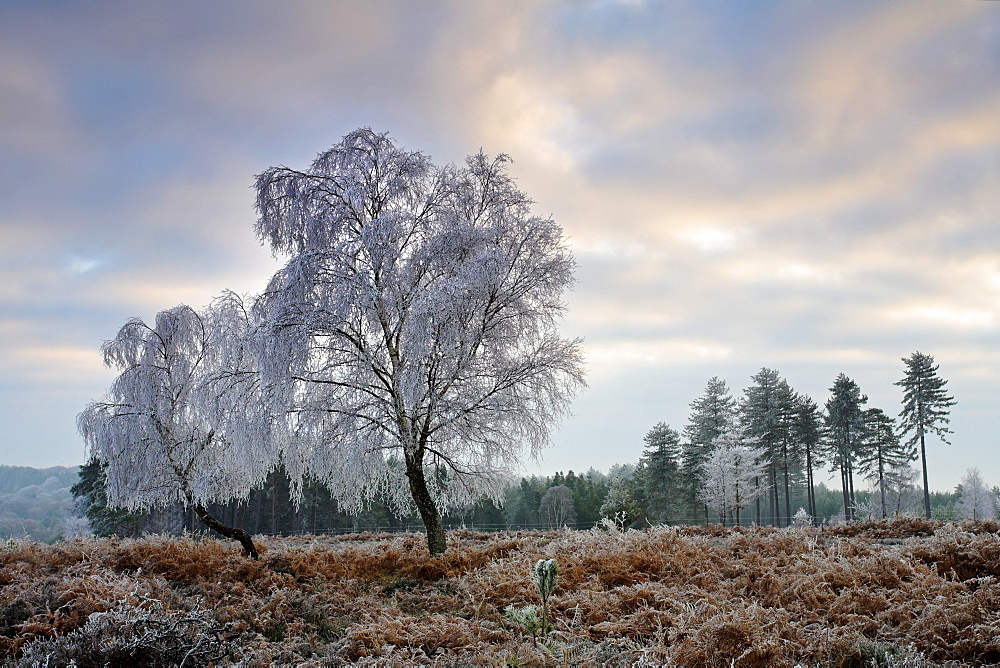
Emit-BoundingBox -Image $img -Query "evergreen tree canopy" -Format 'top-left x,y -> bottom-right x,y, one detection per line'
682,377 -> 736,520
895,351 -> 955,519
823,373 -> 868,522
638,423 -> 682,523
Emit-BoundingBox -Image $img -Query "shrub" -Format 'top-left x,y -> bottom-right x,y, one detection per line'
18,596 -> 233,667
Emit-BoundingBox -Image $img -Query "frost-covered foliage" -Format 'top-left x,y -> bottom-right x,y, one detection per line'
699,430 -> 766,525
18,595 -> 232,667
792,507 -> 812,527
252,128 -> 586,550
958,468 -> 995,520
503,603 -> 542,637
882,463 -> 923,517
60,513 -> 92,541
539,485 -> 576,528
77,295 -> 275,513
5,521 -> 1000,665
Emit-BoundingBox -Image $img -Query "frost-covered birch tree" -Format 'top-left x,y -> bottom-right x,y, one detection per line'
252,128 -> 586,555
957,468 -> 994,520
77,295 -> 272,558
699,430 -> 766,526
683,377 -> 735,522
539,485 -> 576,528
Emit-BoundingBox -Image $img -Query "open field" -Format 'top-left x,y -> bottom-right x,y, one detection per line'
2,518 -> 1000,666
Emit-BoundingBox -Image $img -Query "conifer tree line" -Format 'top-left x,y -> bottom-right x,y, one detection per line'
75,352 -> 962,535
615,351 -> 957,527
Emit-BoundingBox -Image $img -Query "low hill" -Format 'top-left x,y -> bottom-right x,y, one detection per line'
0,465 -> 80,542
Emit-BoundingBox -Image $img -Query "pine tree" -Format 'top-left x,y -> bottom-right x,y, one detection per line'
823,373 -> 868,522
71,458 -> 143,537
504,477 -> 544,526
570,469 -> 610,527
637,423 -> 682,524
682,377 -> 735,523
792,394 -> 824,522
896,351 -> 956,519
857,408 -> 914,519
739,368 -> 796,525
774,381 -> 801,526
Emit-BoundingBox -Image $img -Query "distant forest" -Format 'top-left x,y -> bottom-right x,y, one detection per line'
0,452 -> 976,544
61,459 -> 967,542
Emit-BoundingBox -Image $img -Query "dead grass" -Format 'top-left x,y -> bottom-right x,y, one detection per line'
2,518 -> 999,665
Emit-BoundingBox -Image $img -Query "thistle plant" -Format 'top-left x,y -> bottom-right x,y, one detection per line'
535,558 -> 559,633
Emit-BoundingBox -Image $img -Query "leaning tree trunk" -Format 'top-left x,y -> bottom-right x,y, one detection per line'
405,450 -> 447,555
192,502 -> 259,559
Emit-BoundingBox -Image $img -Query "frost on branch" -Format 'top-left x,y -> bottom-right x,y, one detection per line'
19,595 -> 232,666
699,430 -> 767,526
253,128 -> 586,553
77,295 -> 273,557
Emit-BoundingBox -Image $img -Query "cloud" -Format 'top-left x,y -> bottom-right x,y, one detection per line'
677,226 -> 744,254
0,45 -> 79,158
0,1 -> 998,487
0,344 -> 108,384
586,338 -> 734,372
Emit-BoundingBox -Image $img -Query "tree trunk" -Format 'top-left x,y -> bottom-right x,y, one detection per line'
270,478 -> 277,534
877,449 -> 887,520
253,487 -> 262,535
805,444 -> 816,522
840,465 -> 850,522
192,503 -> 259,559
847,458 -> 856,522
754,476 -> 761,525
769,466 -> 778,526
782,442 -> 791,526
919,429 -> 931,519
405,452 -> 447,555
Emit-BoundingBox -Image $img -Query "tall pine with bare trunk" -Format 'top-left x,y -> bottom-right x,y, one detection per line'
823,373 -> 867,523
896,351 -> 955,520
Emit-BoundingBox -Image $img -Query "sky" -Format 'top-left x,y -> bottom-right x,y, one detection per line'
1,1 -> 998,492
